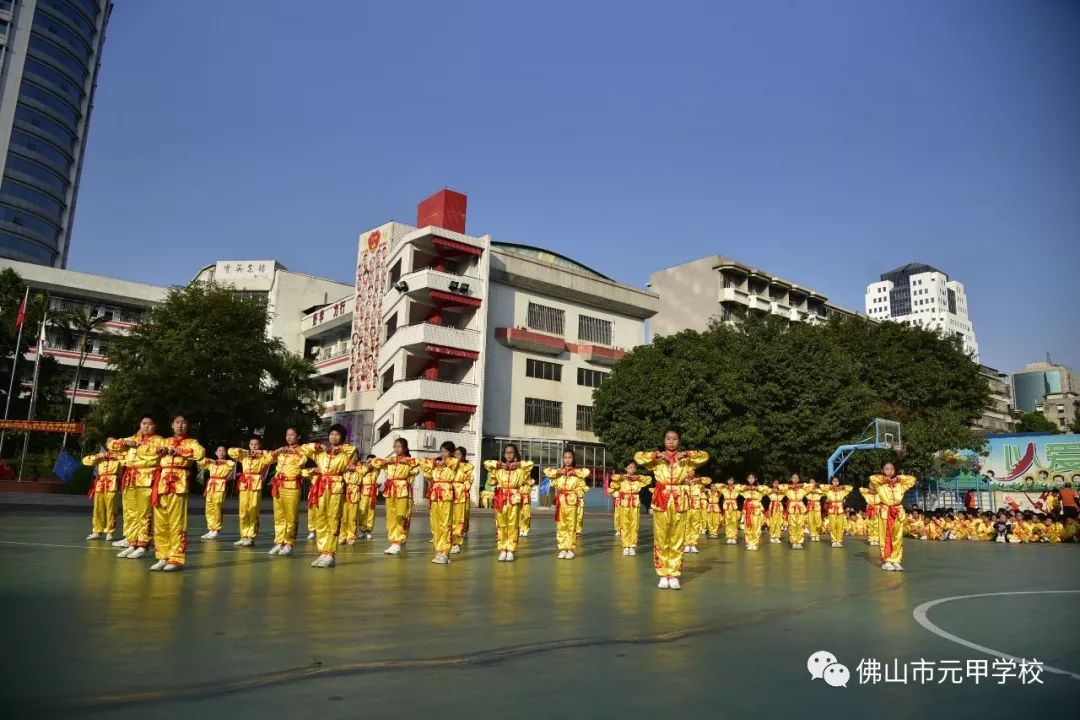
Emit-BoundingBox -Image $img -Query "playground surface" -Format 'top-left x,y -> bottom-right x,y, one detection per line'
0,508 -> 1077,719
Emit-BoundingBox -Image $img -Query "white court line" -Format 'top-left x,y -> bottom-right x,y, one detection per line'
0,539 -> 117,551
912,590 -> 1080,681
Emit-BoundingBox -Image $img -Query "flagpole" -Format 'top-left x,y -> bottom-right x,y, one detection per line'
0,286 -> 30,457
16,311 -> 46,482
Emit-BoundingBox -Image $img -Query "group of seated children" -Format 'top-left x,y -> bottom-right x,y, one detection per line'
900,508 -> 1078,543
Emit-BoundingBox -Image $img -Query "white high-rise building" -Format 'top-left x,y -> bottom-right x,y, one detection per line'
865,263 -> 979,361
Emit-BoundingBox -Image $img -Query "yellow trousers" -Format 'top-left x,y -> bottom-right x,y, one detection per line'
153,494 -> 188,566
705,510 -> 721,537
788,510 -> 807,545
205,491 -> 224,532
868,512 -> 883,545
724,509 -> 740,541
880,508 -> 906,564
495,504 -> 520,552
463,500 -> 471,535
358,493 -> 376,534
91,491 -> 117,534
614,504 -> 623,533
451,500 -> 467,545
311,484 -> 343,555
557,506 -> 580,551
689,508 -> 704,541
767,509 -> 784,540
273,488 -> 300,546
827,513 -> 846,544
339,496 -> 360,542
621,507 -> 641,548
238,489 -> 260,540
520,501 -> 532,533
576,501 -> 584,535
653,504 -> 686,577
808,508 -> 823,538
385,497 -> 412,544
125,487 -> 152,547
430,500 -> 453,554
744,510 -> 765,546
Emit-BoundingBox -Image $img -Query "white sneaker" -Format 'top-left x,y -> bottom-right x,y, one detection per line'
566,551 -> 575,560
86,533 -> 101,540
162,563 -> 181,572
621,548 -> 629,556
385,543 -> 402,555
811,536 -> 820,542
201,531 -> 213,539
668,577 -> 681,590
310,556 -> 323,567
150,560 -> 167,571
105,533 -> 114,541
793,543 -> 803,550
279,545 -> 293,556
628,547 -> 636,556
658,576 -> 671,589
558,550 -> 567,559
727,538 -> 736,545
506,551 -> 515,561
450,545 -> 462,555
519,530 -> 528,537
233,539 -> 246,546
748,544 -> 758,551
498,551 -> 508,561
869,540 -> 879,547
307,532 -> 316,541
116,547 -> 134,558
881,562 -> 895,571
128,547 -> 147,559
268,545 -> 281,555
112,538 -> 130,548
614,530 -> 621,536
365,532 -> 374,540
892,563 -> 903,571
690,546 -> 699,554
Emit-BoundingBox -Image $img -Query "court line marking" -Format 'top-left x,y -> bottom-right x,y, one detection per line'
912,590 -> 1080,681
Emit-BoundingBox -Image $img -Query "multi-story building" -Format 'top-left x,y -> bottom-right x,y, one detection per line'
975,365 -> 1017,435
0,0 -> 113,267
865,263 -> 979,361
3,257 -> 165,404
1011,360 -> 1079,432
647,255 -> 861,338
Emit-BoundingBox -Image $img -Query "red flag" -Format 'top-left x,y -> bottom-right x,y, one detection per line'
15,291 -> 28,330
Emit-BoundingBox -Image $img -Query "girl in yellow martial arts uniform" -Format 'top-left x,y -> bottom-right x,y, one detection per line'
634,428 -> 709,590
905,507 -> 927,540
608,461 -> 651,555
452,446 -> 474,552
228,437 -> 276,547
766,480 -> 786,543
147,414 -> 205,572
300,424 -> 358,568
822,478 -> 853,547
372,438 -> 420,556
519,463 -> 537,538
268,428 -> 308,556
739,474 -> 769,550
339,460 -> 366,546
420,442 -> 460,564
704,483 -> 722,539
869,463 -> 916,571
355,454 -> 379,541
198,446 -> 234,540
685,472 -> 711,553
109,416 -> 164,559
849,510 -> 867,537
804,482 -> 825,542
859,485 -> 882,547
83,439 -> 122,541
780,474 -> 811,549
484,444 -> 535,561
718,477 -> 741,545
545,450 -> 590,559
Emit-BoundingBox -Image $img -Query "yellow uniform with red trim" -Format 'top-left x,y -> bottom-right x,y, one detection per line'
301,442 -> 358,556
779,482 -> 811,546
719,483 -> 741,542
149,435 -> 205,567
765,487 -> 785,541
520,472 -> 536,536
452,461 -> 474,545
608,473 -> 651,549
545,467 -> 590,553
739,483 -> 769,548
704,486 -> 722,538
198,458 -> 235,533
228,448 -> 275,542
687,476 -> 711,543
82,451 -> 123,535
269,445 -> 306,547
374,455 -> 420,546
869,473 -> 916,564
633,450 -> 708,578
859,487 -> 883,546
804,484 -> 824,541
109,434 -> 164,549
823,485 -> 853,544
483,460 -> 536,553
420,457 -> 459,554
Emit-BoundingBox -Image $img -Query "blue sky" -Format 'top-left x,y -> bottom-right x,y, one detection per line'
68,0 -> 1079,373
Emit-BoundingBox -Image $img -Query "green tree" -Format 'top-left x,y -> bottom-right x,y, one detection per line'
1016,411 -> 1060,435
1071,408 -> 1080,435
86,282 -> 322,449
54,303 -> 109,446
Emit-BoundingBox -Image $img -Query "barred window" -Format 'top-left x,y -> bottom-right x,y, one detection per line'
577,314 -> 612,345
524,398 -> 562,428
576,405 -> 593,432
576,368 -> 609,388
527,302 -> 564,335
526,358 -> 562,382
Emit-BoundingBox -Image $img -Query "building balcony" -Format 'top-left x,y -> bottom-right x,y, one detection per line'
720,287 -> 751,305
392,268 -> 484,307
28,347 -> 109,370
312,350 -> 350,375
378,378 -> 480,414
371,427 -> 477,457
494,327 -> 565,356
381,322 -> 481,364
302,297 -> 353,338
573,344 -> 628,366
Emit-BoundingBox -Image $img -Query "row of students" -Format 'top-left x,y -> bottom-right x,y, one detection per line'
902,508 -> 1079,543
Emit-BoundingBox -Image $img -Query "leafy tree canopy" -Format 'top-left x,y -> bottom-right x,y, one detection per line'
1016,411 -> 1060,435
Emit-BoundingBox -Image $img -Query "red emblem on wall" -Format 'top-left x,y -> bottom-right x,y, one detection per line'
367,230 -> 382,252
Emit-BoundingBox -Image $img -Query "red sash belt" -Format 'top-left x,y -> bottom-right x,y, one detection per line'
363,482 -> 378,500
743,500 -> 761,530
87,474 -> 116,498
204,478 -> 227,496
722,499 -> 739,511
825,501 -> 844,515
867,505 -> 879,520
307,474 -> 342,508
788,501 -> 807,515
767,500 -> 784,517
653,482 -> 687,512
237,473 -> 261,492
150,469 -> 183,507
493,487 -> 512,512
427,481 -> 453,503
882,504 -> 901,558
807,500 -> 821,513
554,488 -> 578,522
383,478 -> 413,500
121,467 -> 140,491
271,474 -> 301,498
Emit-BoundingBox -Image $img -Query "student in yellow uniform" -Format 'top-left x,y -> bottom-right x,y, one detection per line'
575,475 -> 587,537
228,437 -> 275,547
859,485 -> 883,547
1043,516 -> 1064,543
484,444 -> 535,561
780,474 -> 811,549
608,461 -> 651,555
973,511 -> 996,541
925,512 -> 944,541
685,472 -> 711,553
109,417 -> 164,559
198,446 -> 234,540
704,483 -> 722,539
822,477 -> 853,547
804,482 -> 825,542
905,507 -> 927,540
850,510 -> 867,537
372,438 -> 420,556
452,446 -> 474,552
419,442 -> 460,565
718,477 -> 741,545
83,439 -> 123,541
519,465 -> 537,538
634,428 -> 708,590
300,424 -> 358,568
766,480 -> 786,543
356,454 -> 379,541
545,450 -> 591,560
338,456 -> 371,546
611,476 -> 624,537
1061,515 -> 1079,543
147,414 -> 205,572
268,427 -> 308,556
869,463 -> 917,571
739,474 -> 769,550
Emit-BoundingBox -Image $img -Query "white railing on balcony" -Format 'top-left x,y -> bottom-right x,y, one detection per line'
376,378 -> 480,412
396,268 -> 485,301
380,322 -> 481,363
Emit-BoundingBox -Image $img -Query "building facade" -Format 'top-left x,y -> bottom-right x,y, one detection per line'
1011,361 -> 1079,432
865,263 -> 979,361
0,0 -> 112,267
975,365 -> 1017,435
647,255 -> 861,338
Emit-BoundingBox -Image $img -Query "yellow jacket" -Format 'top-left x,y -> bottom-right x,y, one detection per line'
108,433 -> 164,488
739,483 -> 769,515
374,454 -> 421,499
779,482 -> 811,513
869,474 -> 917,506
544,466 -> 590,517
718,482 -> 740,512
82,450 -> 124,496
228,448 -> 276,492
454,461 -> 475,504
633,450 -> 709,512
199,458 -> 235,494
823,485 -> 853,515
419,456 -> 459,502
608,473 -> 651,509
483,460 -> 536,509
150,435 -> 206,500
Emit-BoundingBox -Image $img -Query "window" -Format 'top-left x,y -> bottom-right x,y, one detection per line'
577,314 -> 612,345
15,104 -> 77,147
577,367 -> 609,388
18,81 -> 81,125
526,358 -> 562,382
9,130 -> 73,172
38,0 -> 96,37
576,405 -> 593,432
34,13 -> 93,57
524,398 -> 562,428
22,58 -> 83,101
0,232 -> 56,264
0,178 -> 63,218
0,204 -> 60,241
5,154 -> 69,195
527,302 -> 564,335
28,36 -> 89,84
